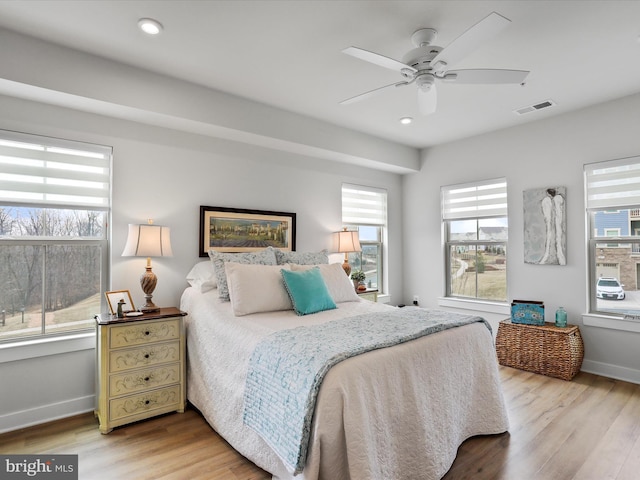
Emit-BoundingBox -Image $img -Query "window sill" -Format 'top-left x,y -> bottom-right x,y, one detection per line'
437,297 -> 510,316
582,313 -> 640,333
0,331 -> 95,364
377,293 -> 390,304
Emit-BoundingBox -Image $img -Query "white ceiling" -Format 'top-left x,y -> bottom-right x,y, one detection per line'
0,0 -> 639,149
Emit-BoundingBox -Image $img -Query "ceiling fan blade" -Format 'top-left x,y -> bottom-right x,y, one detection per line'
431,12 -> 511,70
342,46 -> 417,74
418,84 -> 437,115
443,69 -> 529,84
340,81 -> 410,105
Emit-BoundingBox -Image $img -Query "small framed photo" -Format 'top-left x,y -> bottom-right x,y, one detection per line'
105,290 -> 136,315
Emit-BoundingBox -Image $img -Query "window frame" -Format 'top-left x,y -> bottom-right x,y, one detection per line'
344,224 -> 383,291
441,178 -> 508,303
341,184 -> 387,293
0,130 -> 111,344
444,218 -> 509,302
585,156 -> 640,318
0,229 -> 108,341
587,221 -> 640,316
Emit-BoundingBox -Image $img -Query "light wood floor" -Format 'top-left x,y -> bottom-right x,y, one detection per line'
2,366 -> 640,479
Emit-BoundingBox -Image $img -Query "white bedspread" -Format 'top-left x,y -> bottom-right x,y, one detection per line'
181,287 -> 509,480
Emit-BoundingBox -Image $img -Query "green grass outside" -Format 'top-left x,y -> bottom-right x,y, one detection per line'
0,293 -> 100,339
450,254 -> 507,301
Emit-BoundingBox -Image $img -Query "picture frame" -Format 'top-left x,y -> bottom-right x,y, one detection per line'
105,290 -> 136,315
523,186 -> 567,265
199,206 -> 296,256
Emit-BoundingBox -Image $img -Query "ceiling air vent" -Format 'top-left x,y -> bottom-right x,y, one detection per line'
514,99 -> 556,115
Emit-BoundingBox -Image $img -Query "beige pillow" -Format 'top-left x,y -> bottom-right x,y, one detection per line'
225,262 -> 292,316
290,262 -> 360,303
208,248 -> 278,301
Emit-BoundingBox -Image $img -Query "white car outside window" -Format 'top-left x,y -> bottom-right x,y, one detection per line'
596,277 -> 625,300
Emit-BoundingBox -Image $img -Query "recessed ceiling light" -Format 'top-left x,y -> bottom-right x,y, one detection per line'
138,18 -> 163,35
399,117 -> 413,125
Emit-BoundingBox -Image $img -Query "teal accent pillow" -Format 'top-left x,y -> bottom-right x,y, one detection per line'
281,267 -> 337,316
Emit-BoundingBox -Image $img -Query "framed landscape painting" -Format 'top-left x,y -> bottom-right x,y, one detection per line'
199,206 -> 296,256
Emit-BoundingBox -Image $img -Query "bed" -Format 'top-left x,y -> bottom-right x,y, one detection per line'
180,254 -> 509,480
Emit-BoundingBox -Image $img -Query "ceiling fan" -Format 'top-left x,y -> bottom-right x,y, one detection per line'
340,12 -> 529,115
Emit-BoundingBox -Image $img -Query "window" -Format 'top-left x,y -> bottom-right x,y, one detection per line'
0,130 -> 111,342
586,156 -> 640,316
342,184 -> 387,291
442,178 -> 508,302
604,228 -> 621,248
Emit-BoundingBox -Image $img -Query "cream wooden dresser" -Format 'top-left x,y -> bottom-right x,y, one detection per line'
95,307 -> 187,434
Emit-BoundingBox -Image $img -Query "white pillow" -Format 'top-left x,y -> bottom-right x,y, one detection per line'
225,262 -> 292,316
290,263 -> 360,303
186,261 -> 217,293
273,248 -> 329,265
208,248 -> 278,301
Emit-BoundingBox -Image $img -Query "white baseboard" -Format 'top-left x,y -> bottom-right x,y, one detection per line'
581,359 -> 640,385
0,394 -> 95,434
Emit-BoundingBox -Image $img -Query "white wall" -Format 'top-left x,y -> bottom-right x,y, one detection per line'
403,92 -> 640,383
0,94 -> 403,432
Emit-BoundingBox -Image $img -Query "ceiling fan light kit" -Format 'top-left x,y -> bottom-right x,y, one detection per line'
340,11 -> 530,115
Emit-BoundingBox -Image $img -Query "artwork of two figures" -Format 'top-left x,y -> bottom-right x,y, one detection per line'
523,186 -> 567,265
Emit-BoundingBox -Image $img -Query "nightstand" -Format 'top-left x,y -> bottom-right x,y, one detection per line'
95,307 -> 187,434
357,289 -> 378,302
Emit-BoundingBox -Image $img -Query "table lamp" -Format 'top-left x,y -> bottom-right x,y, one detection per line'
122,220 -> 173,312
332,227 -> 361,276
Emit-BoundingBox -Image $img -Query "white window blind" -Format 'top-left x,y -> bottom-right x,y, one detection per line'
342,184 -> 387,226
0,130 -> 111,209
585,156 -> 640,210
442,178 -> 507,220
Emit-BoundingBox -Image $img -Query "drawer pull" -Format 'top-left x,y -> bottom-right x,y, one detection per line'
145,331 -> 150,336
144,354 -> 150,359
145,400 -> 150,405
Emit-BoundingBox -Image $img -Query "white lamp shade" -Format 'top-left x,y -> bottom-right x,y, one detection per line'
332,230 -> 362,253
122,224 -> 173,257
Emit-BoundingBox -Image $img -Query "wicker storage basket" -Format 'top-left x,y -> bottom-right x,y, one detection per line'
496,319 -> 584,381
